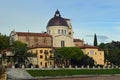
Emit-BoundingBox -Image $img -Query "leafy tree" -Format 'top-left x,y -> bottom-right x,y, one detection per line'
0,34 -> 9,65
10,41 -> 29,66
0,34 -> 9,50
99,43 -> 108,59
99,41 -> 120,66
55,47 -> 84,67
94,34 -> 98,46
80,55 -> 94,67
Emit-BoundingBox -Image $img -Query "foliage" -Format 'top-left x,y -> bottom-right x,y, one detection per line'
0,66 -> 5,79
0,34 -> 9,64
0,34 -> 9,50
10,41 -> 29,65
99,41 -> 120,66
55,47 -> 94,67
27,69 -> 120,77
94,34 -> 98,46
56,47 -> 84,61
80,55 -> 94,67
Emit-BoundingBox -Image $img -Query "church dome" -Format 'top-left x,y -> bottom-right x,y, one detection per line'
47,10 -> 68,27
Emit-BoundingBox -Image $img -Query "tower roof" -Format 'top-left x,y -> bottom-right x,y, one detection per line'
47,10 -> 68,27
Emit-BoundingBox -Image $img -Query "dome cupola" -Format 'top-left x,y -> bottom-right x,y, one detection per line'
47,10 -> 68,27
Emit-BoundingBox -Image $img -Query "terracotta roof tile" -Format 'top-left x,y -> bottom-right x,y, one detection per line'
79,45 -> 98,49
74,39 -> 83,42
29,45 -> 52,49
16,32 -> 52,37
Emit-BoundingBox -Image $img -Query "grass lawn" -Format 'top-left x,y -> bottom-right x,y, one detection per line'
26,69 -> 120,77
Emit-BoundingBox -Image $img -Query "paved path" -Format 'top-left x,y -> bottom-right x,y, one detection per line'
34,75 -> 120,80
7,68 -> 32,79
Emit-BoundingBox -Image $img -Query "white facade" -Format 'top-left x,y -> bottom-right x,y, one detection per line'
47,10 -> 75,47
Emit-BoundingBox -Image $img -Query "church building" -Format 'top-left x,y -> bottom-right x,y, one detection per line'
10,10 -> 104,68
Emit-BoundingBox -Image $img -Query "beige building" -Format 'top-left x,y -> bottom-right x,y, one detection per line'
10,31 -> 53,68
74,38 -> 104,65
74,39 -> 84,47
80,46 -> 104,65
10,31 -> 52,47
46,10 -> 75,47
28,47 -> 54,68
10,10 -> 105,67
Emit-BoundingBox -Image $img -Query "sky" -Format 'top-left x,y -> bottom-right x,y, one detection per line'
0,0 -> 120,45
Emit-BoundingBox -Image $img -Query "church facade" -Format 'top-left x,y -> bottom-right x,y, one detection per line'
46,10 -> 75,47
10,10 -> 104,68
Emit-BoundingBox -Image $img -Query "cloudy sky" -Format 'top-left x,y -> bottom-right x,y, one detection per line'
0,0 -> 120,45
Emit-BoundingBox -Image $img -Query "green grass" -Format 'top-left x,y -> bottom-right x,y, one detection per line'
26,69 -> 120,77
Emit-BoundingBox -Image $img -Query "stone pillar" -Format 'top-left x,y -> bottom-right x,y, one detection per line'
62,65 -> 65,68
103,66 -> 106,69
116,66 -> 118,68
98,66 -> 100,69
87,65 -> 89,69
55,65 -> 58,68
22,65 -> 25,69
31,65 -> 33,68
75,65 -> 78,68
12,65 -> 15,68
93,66 -> 95,69
81,66 -> 84,69
69,65 -> 72,68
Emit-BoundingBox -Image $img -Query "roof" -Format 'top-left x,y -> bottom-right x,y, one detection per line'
29,45 -> 53,49
74,39 -> 83,42
79,45 -> 104,51
16,32 -> 52,37
79,45 -> 98,49
64,18 -> 70,21
47,10 -> 68,27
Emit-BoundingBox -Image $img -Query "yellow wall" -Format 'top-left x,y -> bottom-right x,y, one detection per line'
82,48 -> 104,65
29,48 -> 54,68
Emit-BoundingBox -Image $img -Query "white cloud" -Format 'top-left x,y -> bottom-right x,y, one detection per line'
114,26 -> 120,31
86,35 -> 109,43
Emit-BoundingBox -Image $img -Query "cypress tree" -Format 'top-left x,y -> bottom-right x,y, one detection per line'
94,34 -> 98,46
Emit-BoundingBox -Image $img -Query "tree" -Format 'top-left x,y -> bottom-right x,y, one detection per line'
99,43 -> 108,59
10,41 -> 29,66
0,34 -> 9,66
55,47 -> 84,67
0,34 -> 9,50
94,34 -> 98,46
99,41 -> 120,66
80,55 -> 94,67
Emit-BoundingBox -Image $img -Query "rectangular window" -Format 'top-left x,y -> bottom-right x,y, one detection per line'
90,50 -> 94,55
40,55 -> 43,59
40,62 -> 42,65
40,50 -> 43,53
61,41 -> 65,47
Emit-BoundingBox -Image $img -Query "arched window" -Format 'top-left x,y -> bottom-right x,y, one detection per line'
64,30 -> 66,34
61,29 -> 63,34
58,29 -> 60,34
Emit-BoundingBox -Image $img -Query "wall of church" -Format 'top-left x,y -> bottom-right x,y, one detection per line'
53,35 -> 75,47
47,26 -> 69,36
17,35 -> 52,47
